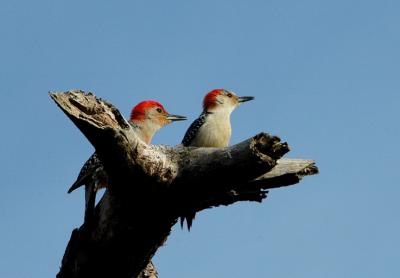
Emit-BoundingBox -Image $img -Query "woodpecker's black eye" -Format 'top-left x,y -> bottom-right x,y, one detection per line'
227,93 -> 232,98
156,108 -> 163,113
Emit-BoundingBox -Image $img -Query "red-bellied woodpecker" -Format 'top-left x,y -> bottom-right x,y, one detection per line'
68,100 -> 186,222
180,89 -> 254,230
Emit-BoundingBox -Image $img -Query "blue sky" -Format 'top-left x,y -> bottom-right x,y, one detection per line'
0,0 -> 399,277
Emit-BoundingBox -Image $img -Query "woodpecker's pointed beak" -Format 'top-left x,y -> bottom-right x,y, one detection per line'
238,96 -> 255,103
166,114 -> 187,121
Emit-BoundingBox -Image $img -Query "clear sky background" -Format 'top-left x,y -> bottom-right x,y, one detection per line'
0,0 -> 399,277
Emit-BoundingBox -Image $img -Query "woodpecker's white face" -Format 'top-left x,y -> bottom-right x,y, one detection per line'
203,89 -> 254,114
144,105 -> 173,129
214,90 -> 239,113
130,101 -> 186,144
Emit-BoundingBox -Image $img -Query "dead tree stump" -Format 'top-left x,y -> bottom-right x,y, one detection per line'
51,90 -> 318,278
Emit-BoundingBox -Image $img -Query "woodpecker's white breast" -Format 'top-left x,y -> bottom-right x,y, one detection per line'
190,112 -> 232,147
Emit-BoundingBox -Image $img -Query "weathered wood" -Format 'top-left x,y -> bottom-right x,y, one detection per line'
52,90 -> 318,278
138,261 -> 158,278
180,159 -> 318,212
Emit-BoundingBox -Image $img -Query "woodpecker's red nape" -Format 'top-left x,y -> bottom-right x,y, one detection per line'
130,100 -> 167,122
203,89 -> 224,110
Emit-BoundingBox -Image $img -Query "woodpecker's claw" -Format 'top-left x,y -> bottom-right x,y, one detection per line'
238,96 -> 255,103
166,114 -> 187,121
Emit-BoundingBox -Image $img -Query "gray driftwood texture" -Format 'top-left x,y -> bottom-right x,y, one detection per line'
51,90 -> 318,278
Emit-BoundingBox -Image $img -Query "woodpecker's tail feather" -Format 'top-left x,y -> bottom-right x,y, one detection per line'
180,211 -> 196,231
67,174 -> 90,193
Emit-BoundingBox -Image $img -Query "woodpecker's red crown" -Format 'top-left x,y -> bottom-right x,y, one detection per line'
130,100 -> 167,122
203,89 -> 226,110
